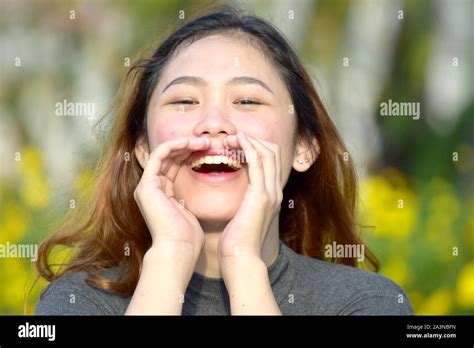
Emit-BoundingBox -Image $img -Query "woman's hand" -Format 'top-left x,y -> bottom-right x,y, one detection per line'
217,131 -> 283,314
217,131 -> 283,265
127,136 -> 210,315
134,137 -> 210,278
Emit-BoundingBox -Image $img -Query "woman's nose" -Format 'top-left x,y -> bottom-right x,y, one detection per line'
193,101 -> 237,137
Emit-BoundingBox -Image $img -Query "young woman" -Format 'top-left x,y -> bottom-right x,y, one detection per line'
35,7 -> 413,315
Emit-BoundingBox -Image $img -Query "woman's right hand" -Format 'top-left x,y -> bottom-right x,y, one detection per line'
133,136 -> 210,270
127,137 -> 210,315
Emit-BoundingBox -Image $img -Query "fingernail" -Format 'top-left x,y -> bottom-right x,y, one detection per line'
237,131 -> 246,138
226,135 -> 237,142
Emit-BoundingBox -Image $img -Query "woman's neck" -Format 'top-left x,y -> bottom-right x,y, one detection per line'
194,217 -> 280,279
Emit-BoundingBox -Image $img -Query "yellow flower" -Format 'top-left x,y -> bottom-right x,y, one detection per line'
408,290 -> 423,314
381,258 -> 409,287
20,174 -> 51,208
418,288 -> 453,315
423,179 -> 461,260
0,202 -> 28,244
18,147 -> 42,172
456,262 -> 474,308
359,168 -> 418,238
17,147 -> 51,209
48,245 -> 74,274
73,168 -> 96,201
0,258 -> 33,314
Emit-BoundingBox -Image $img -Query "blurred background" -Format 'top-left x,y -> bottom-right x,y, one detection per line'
0,0 -> 473,315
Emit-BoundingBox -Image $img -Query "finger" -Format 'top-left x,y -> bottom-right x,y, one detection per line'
253,138 -> 282,193
144,137 -> 209,180
224,135 -> 239,149
164,137 -> 211,177
223,135 -> 244,166
246,136 -> 276,199
235,131 -> 265,189
226,135 -> 282,190
161,137 -> 211,177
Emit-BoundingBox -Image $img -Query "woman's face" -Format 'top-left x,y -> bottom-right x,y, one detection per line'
142,34 -> 301,225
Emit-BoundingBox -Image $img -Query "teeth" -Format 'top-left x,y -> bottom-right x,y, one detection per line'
191,155 -> 242,170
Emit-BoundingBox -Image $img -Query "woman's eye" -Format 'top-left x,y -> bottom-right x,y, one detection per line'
235,98 -> 262,105
170,100 -> 198,105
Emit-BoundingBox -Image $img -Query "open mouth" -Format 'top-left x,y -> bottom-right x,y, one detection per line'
191,155 -> 242,174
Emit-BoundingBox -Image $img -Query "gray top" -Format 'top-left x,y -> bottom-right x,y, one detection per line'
35,240 -> 413,315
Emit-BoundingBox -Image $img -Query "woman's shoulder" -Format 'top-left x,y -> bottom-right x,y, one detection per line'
35,266 -> 130,315
281,243 -> 414,315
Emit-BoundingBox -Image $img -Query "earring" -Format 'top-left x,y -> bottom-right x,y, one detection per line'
305,158 -> 309,163
297,158 -> 304,164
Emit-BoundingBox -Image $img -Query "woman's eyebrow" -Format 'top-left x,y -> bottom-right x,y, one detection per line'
161,75 -> 274,95
161,76 -> 205,94
228,76 -> 274,95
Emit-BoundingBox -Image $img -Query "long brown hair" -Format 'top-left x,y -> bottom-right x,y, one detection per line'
36,6 -> 378,296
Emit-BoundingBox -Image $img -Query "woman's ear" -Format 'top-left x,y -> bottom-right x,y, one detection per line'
134,135 -> 150,170
292,136 -> 320,172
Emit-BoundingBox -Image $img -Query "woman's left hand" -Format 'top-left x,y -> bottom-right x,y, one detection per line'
217,131 -> 283,268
